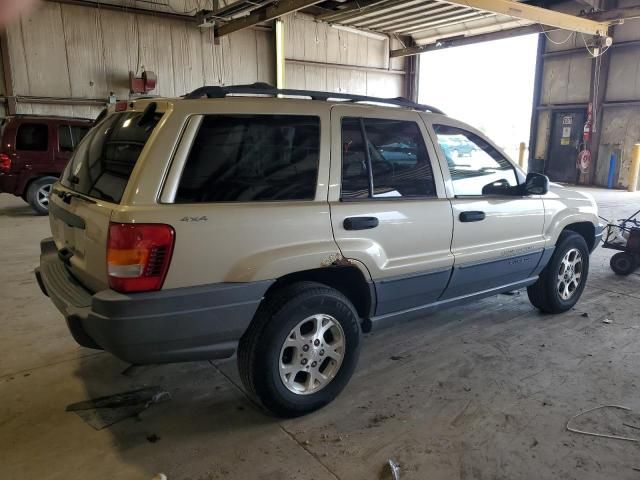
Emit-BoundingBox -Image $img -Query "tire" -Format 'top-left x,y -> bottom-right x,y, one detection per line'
26,176 -> 57,215
238,281 -> 361,418
527,231 -> 590,314
610,252 -> 636,276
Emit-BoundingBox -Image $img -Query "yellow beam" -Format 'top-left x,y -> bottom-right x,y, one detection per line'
437,0 -> 609,36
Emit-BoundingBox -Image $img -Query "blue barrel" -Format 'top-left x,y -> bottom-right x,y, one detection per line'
608,153 -> 617,189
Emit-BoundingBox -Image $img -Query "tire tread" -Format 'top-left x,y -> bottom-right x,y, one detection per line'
237,281 -> 356,415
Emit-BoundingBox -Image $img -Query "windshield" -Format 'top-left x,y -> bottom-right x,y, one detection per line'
61,111 -> 161,203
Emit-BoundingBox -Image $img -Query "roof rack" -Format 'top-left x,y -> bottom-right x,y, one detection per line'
184,83 -> 444,115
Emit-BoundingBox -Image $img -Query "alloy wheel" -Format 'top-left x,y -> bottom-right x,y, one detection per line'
279,314 -> 345,395
557,248 -> 583,301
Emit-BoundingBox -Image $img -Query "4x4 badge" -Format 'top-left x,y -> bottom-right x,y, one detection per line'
180,216 -> 208,223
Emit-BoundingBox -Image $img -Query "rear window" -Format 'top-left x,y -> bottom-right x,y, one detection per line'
175,115 -> 320,203
61,111 -> 161,203
16,123 -> 48,151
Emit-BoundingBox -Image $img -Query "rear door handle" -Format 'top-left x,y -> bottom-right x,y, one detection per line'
459,211 -> 485,222
344,216 -> 379,230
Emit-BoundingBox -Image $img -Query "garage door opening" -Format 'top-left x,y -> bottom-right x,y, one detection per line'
419,34 -> 539,166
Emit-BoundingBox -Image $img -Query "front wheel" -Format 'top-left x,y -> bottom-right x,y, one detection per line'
238,282 -> 361,417
527,231 -> 590,313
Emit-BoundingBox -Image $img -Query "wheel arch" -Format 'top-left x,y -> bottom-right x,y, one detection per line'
24,174 -> 59,195
261,265 -> 375,322
561,221 -> 596,251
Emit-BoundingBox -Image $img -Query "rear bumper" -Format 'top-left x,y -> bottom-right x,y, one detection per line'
36,238 -> 273,364
0,173 -> 19,195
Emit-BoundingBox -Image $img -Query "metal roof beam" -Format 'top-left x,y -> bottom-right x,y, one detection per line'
358,4 -> 460,29
318,0 -> 391,22
435,0 -> 609,36
389,24 -> 541,57
394,11 -> 494,34
324,0 -> 428,24
216,0 -> 324,36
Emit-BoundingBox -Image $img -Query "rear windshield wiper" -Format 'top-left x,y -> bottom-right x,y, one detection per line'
52,187 -> 97,205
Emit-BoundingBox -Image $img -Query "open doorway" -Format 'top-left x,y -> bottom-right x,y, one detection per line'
418,34 -> 539,167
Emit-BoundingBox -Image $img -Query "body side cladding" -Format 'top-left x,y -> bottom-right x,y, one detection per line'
373,267 -> 452,316
441,249 -> 544,300
366,277 -> 539,331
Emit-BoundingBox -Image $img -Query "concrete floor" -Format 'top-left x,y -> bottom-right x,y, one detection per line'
1,188 -> 640,480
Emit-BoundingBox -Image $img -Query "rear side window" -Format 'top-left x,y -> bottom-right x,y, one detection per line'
61,111 -> 161,203
175,115 -> 320,203
59,125 -> 90,152
16,123 -> 48,151
341,117 -> 436,200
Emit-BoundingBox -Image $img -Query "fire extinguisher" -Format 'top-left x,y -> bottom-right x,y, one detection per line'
577,103 -> 593,174
583,103 -> 593,143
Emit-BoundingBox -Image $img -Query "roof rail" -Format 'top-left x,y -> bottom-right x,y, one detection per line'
184,82 -> 444,115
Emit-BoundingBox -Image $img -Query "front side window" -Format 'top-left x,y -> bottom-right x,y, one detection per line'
341,117 -> 436,200
61,111 -> 162,203
175,115 -> 320,203
434,125 -> 518,196
16,123 -> 48,151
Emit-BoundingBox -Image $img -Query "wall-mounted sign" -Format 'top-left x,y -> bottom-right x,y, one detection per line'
561,118 -> 572,145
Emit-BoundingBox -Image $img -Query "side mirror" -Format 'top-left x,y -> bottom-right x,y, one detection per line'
523,172 -> 549,195
481,178 -> 514,196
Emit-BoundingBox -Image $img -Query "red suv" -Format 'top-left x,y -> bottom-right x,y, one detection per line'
0,115 -> 92,214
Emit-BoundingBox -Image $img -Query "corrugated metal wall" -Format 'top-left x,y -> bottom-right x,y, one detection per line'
3,4 -> 406,120
532,0 -> 640,189
4,2 -> 274,118
284,13 -> 405,97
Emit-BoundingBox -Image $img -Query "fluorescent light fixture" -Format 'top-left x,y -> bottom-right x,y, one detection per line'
330,24 -> 388,41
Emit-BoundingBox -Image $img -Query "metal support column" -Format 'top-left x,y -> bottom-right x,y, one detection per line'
404,53 -> 420,103
0,31 -> 16,115
275,18 -> 285,89
528,33 -> 545,173
587,23 -> 615,185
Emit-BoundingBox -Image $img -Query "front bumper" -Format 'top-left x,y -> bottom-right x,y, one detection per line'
36,238 -> 273,364
594,224 -> 605,252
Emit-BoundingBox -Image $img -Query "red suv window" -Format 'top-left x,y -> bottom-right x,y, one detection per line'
16,123 -> 48,151
58,125 -> 90,152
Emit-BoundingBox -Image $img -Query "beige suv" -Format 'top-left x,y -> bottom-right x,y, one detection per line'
36,84 -> 603,417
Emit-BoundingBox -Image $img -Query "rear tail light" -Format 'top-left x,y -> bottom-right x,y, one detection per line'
0,154 -> 11,172
107,223 -> 175,293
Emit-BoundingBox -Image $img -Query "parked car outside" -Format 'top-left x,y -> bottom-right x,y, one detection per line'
35,85 -> 603,417
0,115 -> 92,214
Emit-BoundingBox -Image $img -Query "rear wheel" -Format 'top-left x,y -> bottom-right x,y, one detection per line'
26,176 -> 57,215
238,282 -> 361,417
528,231 -> 589,313
610,252 -> 636,276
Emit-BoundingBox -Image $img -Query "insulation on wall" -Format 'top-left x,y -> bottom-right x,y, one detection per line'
5,2 -> 275,118
283,13 -> 405,97
539,53 -> 591,105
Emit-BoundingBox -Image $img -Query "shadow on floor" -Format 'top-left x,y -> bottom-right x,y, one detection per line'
0,202 -> 37,217
69,352 -> 284,477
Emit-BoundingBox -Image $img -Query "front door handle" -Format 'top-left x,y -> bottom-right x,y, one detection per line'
460,211 -> 485,222
344,216 -> 379,230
